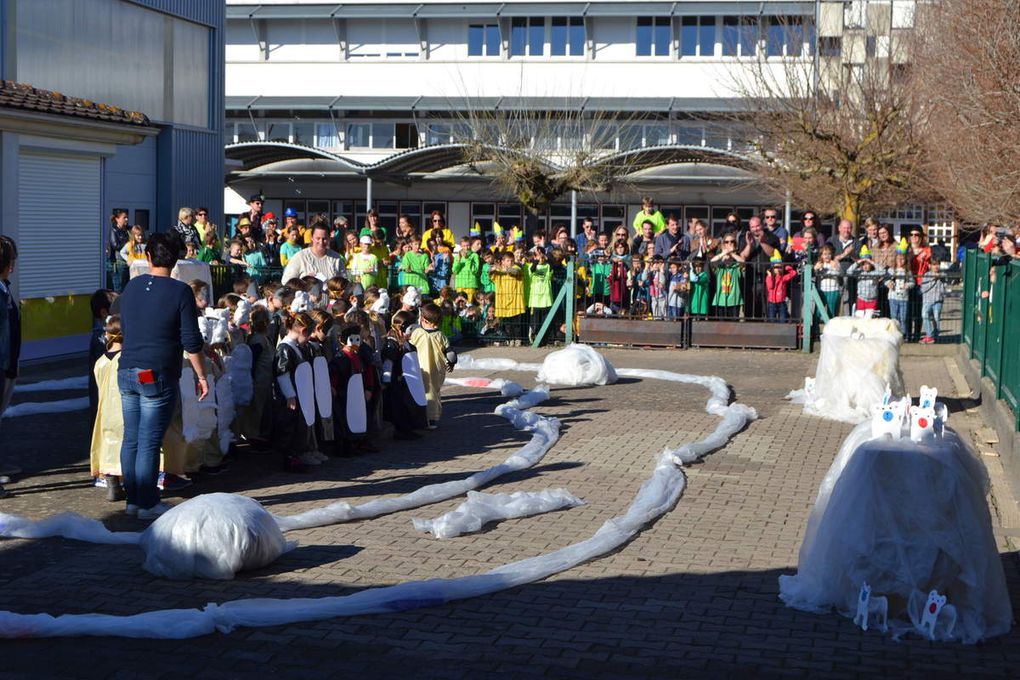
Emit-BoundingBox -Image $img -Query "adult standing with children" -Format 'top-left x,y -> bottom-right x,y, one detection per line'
281,224 -> 346,283
117,232 -> 207,519
0,236 -> 22,498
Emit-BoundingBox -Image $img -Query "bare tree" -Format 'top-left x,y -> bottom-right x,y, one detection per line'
442,102 -> 654,218
910,0 -> 1020,224
730,18 -> 923,230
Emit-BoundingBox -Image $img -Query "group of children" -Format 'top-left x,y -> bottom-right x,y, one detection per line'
88,271 -> 456,501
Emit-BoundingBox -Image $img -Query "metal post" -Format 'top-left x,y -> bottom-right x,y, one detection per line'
365,176 -> 373,211
570,190 -> 578,238
784,189 -> 792,241
801,247 -> 814,353
565,258 -> 575,344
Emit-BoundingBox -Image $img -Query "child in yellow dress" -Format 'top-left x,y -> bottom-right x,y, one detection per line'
90,316 -> 125,502
408,302 -> 456,429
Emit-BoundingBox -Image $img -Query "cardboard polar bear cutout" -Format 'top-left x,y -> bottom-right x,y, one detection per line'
787,317 -> 905,423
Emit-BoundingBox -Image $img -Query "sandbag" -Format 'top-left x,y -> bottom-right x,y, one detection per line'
141,494 -> 296,581
535,344 -> 617,387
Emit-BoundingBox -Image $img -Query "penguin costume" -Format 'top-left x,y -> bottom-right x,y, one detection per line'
382,310 -> 429,438
329,324 -> 369,456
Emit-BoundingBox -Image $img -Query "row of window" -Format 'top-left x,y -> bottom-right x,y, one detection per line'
228,119 -> 749,153
255,199 -> 781,238
467,16 -> 812,59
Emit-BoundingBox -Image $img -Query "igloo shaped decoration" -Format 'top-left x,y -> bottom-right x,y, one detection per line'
789,317 -> 905,423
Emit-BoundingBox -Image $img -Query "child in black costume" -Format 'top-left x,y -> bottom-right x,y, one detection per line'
382,310 -> 428,439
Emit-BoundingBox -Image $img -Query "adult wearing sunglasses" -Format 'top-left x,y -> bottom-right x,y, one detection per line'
422,211 -> 455,255
762,208 -> 788,244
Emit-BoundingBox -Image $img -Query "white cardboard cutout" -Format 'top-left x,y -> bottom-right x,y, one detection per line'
294,362 -> 316,427
346,372 -> 367,434
312,356 -> 333,419
402,353 -> 428,407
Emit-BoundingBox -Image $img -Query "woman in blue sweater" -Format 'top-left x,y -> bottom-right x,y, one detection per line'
118,232 -> 208,519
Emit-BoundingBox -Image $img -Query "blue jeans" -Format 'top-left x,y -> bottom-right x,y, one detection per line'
767,301 -> 788,322
922,301 -> 943,338
118,368 -> 178,509
889,299 -> 909,335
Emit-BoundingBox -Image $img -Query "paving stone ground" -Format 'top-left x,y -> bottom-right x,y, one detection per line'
0,345 -> 1017,678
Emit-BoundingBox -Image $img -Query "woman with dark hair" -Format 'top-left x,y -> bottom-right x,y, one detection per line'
117,232 -> 207,519
0,235 -> 21,497
422,211 -> 455,254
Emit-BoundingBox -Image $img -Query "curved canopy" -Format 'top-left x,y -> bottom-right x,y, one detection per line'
225,142 -> 365,173
599,144 -> 757,174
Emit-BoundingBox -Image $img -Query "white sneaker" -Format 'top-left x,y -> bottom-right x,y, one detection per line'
313,450 -> 329,462
299,451 -> 323,466
125,504 -> 139,516
137,502 -> 173,520
0,475 -> 9,485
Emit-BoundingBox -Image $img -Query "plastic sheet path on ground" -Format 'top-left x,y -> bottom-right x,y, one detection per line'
0,345 -> 756,639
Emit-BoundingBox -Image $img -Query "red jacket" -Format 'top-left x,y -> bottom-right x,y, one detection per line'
765,266 -> 798,303
609,259 -> 629,305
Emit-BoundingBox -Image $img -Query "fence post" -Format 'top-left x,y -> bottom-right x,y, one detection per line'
800,249 -> 814,353
565,257 -> 575,345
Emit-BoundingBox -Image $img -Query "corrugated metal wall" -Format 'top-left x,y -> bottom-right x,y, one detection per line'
133,0 -> 225,227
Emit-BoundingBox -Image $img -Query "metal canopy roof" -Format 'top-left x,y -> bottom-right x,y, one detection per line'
226,2 -> 814,21
602,143 -> 756,172
225,141 -> 366,173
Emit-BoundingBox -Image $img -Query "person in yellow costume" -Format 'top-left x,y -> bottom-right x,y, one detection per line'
422,212 -> 456,255
90,316 -> 125,501
489,251 -> 526,343
409,302 -> 453,428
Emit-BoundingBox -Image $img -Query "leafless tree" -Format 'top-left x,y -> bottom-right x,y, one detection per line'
910,0 -> 1020,225
729,19 -> 923,230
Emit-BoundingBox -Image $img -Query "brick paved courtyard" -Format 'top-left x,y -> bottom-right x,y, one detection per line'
0,346 -> 1018,678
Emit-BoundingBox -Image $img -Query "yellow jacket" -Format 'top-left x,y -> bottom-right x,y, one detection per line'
491,266 -> 525,318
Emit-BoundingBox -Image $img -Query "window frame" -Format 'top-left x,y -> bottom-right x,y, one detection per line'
510,16 -> 546,57
468,23 -> 501,57
636,17 -> 671,58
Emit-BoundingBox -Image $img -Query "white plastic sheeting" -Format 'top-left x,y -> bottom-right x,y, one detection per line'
0,512 -> 140,545
787,317 -> 905,423
215,372 -> 236,455
536,344 -> 618,386
413,489 -> 586,539
1,397 -> 89,418
13,376 -> 89,393
778,422 -> 1011,643
0,348 -> 757,639
443,377 -> 524,397
272,386 -> 557,531
141,494 -> 296,581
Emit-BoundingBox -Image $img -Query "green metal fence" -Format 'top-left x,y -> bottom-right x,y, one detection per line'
962,252 -> 1020,431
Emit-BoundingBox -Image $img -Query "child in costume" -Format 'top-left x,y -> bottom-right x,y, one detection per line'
480,249 -> 496,297
667,261 -> 689,320
350,235 -> 380,289
847,249 -> 886,319
274,311 -> 321,470
452,237 -> 481,300
919,257 -> 947,343
90,315 -> 125,502
382,309 -> 428,439
608,241 -> 630,313
430,240 -> 452,294
885,251 -> 914,334
489,251 -> 526,343
238,306 -> 274,445
307,309 -> 337,451
526,248 -> 552,342
409,302 -> 455,429
765,259 -> 798,322
646,255 -> 667,320
401,237 -> 432,294
350,309 -> 382,452
330,323 -> 370,456
688,259 -> 710,318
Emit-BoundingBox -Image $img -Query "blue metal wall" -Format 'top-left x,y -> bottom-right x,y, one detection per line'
133,0 -> 225,227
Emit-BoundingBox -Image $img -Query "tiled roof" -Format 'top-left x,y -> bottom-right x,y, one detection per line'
0,80 -> 151,126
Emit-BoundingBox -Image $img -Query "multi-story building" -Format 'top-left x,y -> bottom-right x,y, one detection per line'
225,0 -> 941,238
0,0 -> 225,359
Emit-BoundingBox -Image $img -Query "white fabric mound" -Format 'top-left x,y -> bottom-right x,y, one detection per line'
536,344 -> 617,386
413,489 -> 585,539
13,376 -> 89,393
787,317 -> 904,423
2,397 -> 89,418
141,494 -> 296,581
779,422 -> 1011,643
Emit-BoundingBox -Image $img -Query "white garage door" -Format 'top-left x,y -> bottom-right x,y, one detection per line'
17,151 -> 102,298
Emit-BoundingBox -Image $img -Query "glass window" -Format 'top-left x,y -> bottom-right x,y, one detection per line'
346,123 -> 371,148
722,17 -> 739,56
739,17 -> 758,57
787,18 -> 805,57
550,17 -> 584,56
316,123 -> 340,149
590,124 -> 618,150
819,36 -> 841,57
644,124 -> 670,146
292,122 -> 315,146
681,16 -> 715,57
767,17 -> 784,57
332,201 -> 354,227
425,123 -> 451,146
469,24 -> 500,57
600,204 -> 625,233
236,121 -> 260,143
266,122 -> 289,143
844,0 -> 866,29
497,203 -> 523,230
395,123 -> 419,149
510,17 -> 544,57
471,203 -> 496,235
636,17 -> 670,57
676,124 -> 703,146
371,123 -> 395,149
619,124 -> 643,150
